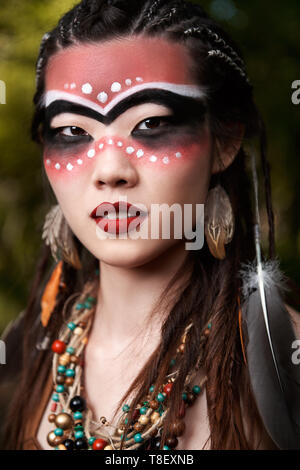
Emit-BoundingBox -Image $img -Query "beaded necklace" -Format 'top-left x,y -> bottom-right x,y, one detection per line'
47,283 -> 211,450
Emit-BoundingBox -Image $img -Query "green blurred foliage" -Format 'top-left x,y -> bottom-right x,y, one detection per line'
0,0 -> 299,333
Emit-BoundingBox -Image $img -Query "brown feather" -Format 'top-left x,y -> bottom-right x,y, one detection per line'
40,260 -> 63,327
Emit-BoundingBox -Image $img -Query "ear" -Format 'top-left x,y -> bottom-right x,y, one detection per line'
211,122 -> 245,174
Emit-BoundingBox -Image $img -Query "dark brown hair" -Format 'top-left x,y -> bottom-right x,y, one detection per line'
3,0 -> 276,450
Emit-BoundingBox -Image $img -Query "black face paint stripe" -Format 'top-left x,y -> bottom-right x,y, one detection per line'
44,89 -> 207,128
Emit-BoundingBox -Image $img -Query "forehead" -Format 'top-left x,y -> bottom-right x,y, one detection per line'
45,35 -> 198,107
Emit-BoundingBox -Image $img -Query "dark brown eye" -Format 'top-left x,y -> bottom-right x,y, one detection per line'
136,117 -> 169,130
59,126 -> 89,136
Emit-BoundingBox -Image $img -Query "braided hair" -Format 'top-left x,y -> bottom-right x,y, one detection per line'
5,0 -> 275,450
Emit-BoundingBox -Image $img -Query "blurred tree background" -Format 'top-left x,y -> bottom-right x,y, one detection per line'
0,0 -> 299,338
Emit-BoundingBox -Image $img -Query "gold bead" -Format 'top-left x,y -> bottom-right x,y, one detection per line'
48,413 -> 56,423
74,327 -> 83,336
47,431 -> 58,447
150,411 -> 160,424
58,444 -> 67,450
55,412 -> 73,430
104,445 -> 113,450
178,343 -> 185,353
138,415 -> 149,425
134,422 -> 144,432
59,353 -> 70,366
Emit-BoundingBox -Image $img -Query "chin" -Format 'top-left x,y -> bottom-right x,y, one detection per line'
85,237 -> 180,269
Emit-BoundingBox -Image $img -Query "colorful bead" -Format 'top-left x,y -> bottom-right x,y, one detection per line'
84,301 -> 92,309
74,430 -> 84,439
74,437 -> 88,450
169,358 -> 176,367
48,413 -> 56,423
70,395 -> 86,412
66,347 -> 75,354
57,365 -> 66,374
150,411 -> 160,424
166,436 -> 178,449
52,393 -> 59,402
56,384 -> 65,393
51,340 -> 66,354
156,393 -> 165,403
63,439 -> 74,450
139,406 -> 147,415
55,413 -> 73,430
54,428 -> 64,437
66,369 -> 75,377
74,327 -> 83,336
149,400 -> 159,409
92,438 -> 108,450
88,437 -> 96,446
182,392 -> 188,402
51,402 -> 57,412
192,385 -> 201,394
133,433 -> 144,443
138,415 -> 149,425
163,445 -> 170,450
122,404 -> 130,412
163,383 -> 173,395
67,322 -> 76,331
75,303 -> 85,310
74,411 -> 83,420
86,296 -> 96,304
65,377 -> 74,386
207,322 -> 212,329
58,353 -> 70,366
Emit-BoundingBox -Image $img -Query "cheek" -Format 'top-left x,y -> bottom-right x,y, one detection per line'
43,131 -> 211,179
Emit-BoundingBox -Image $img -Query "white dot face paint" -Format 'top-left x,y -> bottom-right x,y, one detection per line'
136,149 -> 144,158
149,155 -> 157,162
66,163 -> 74,171
97,91 -> 108,103
77,159 -> 83,165
125,79 -> 132,86
55,163 -> 61,170
111,82 -> 121,92
175,152 -> 182,158
126,147 -> 135,155
162,156 -> 169,164
87,149 -> 95,158
82,83 -> 93,94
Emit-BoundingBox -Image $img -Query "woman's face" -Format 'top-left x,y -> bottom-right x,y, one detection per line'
42,35 -> 214,267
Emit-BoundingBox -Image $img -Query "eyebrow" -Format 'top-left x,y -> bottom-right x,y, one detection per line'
44,88 -> 207,127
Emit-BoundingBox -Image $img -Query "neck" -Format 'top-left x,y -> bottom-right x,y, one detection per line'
89,241 -> 191,357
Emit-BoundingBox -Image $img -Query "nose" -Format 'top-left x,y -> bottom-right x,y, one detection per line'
91,138 -> 139,190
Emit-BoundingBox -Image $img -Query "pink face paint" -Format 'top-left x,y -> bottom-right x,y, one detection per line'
44,36 -> 206,111
43,36 -> 208,178
43,133 -> 206,177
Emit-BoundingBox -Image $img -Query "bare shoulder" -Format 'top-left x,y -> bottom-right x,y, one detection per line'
285,303 -> 300,338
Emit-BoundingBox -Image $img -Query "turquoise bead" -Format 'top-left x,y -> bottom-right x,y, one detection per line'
74,411 -> 82,420
52,393 -> 59,402
163,445 -> 170,450
207,322 -> 212,329
54,428 -> 64,436
67,322 -> 76,331
133,433 -> 144,443
156,393 -> 165,403
170,358 -> 176,367
57,365 -> 66,374
66,346 -> 75,354
75,430 -> 84,439
84,301 -> 92,309
139,406 -> 147,415
124,418 -> 128,425
149,385 -> 154,393
86,296 -> 96,304
75,303 -> 84,310
122,404 -> 130,413
192,385 -> 201,395
66,369 -> 75,377
88,437 -> 96,445
182,392 -> 187,401
56,384 -> 65,393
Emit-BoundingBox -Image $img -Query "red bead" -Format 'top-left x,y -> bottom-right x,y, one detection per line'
51,402 -> 57,412
163,383 -> 173,396
51,340 -> 66,354
92,438 -> 108,450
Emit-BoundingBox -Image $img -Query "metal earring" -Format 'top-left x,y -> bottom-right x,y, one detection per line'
204,185 -> 235,260
42,204 -> 82,269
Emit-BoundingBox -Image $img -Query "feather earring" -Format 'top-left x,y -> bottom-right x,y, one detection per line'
239,143 -> 300,449
204,185 -> 235,259
42,204 -> 81,269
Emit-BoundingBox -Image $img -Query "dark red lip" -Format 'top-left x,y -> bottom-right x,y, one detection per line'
90,201 -> 148,235
90,201 -> 145,218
